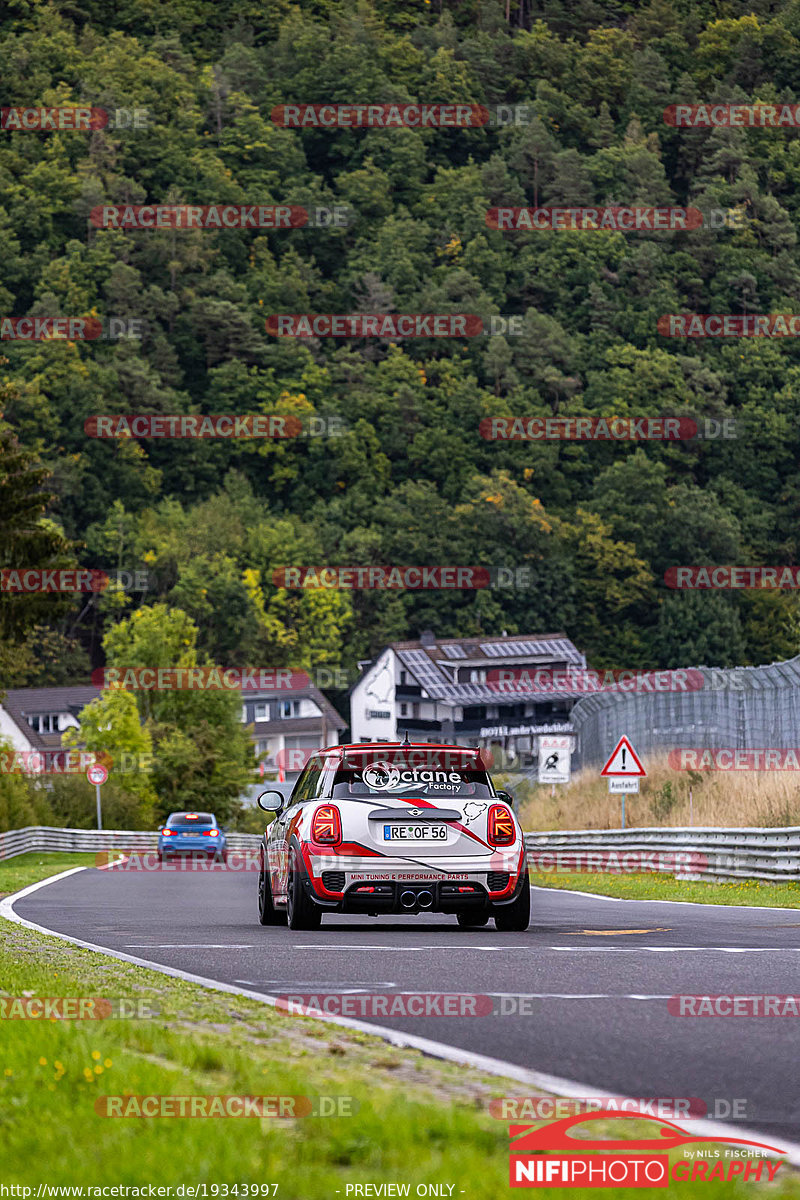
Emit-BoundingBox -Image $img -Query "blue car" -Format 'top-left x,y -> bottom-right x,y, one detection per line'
158,811 -> 227,863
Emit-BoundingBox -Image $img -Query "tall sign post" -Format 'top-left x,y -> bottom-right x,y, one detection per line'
599,736 -> 646,829
86,761 -> 108,830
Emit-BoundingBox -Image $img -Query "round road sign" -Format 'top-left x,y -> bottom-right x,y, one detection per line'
86,762 -> 108,786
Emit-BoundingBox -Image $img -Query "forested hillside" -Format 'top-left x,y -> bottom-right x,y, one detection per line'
3,0 -> 800,689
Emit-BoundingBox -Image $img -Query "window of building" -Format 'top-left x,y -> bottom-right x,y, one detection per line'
280,701 -> 299,718
254,702 -> 269,721
26,713 -> 60,734
399,703 -> 408,716
400,670 -> 407,685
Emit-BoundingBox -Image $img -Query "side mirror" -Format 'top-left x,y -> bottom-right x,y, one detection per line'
496,789 -> 514,808
257,790 -> 284,813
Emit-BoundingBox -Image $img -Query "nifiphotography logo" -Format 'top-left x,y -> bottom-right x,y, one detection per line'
508,1111 -> 785,1187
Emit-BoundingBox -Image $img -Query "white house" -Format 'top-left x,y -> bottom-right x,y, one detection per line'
350,630 -> 585,765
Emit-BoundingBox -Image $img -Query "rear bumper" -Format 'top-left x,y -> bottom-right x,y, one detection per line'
159,840 -> 226,856
301,848 -> 527,914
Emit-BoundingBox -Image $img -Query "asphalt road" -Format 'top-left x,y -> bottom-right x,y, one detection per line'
12,866 -> 800,1145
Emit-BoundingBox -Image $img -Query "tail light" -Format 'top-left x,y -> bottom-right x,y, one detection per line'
311,804 -> 341,844
487,805 -> 515,846
161,829 -> 173,837
202,830 -> 219,837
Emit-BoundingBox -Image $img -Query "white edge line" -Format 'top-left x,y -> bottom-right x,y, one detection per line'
1,867 -> 799,1169
531,884 -> 800,912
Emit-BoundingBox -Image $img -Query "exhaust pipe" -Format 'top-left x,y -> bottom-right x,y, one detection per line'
417,889 -> 433,909
400,890 -> 417,909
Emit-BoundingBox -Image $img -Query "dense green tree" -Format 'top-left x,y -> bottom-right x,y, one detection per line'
3,0 -> 800,706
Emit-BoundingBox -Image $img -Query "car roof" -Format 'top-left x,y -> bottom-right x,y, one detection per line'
166,811 -> 217,821
318,743 -> 490,768
334,742 -> 484,753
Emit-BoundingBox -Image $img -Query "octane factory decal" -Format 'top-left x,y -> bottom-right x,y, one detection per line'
508,1112 -> 785,1188
361,761 -> 465,792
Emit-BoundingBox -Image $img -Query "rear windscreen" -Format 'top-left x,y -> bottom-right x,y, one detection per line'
166,813 -> 215,827
331,762 -> 493,798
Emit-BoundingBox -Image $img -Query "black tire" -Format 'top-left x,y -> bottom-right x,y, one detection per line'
494,878 -> 531,932
457,911 -> 490,927
258,851 -> 285,926
286,849 -> 322,931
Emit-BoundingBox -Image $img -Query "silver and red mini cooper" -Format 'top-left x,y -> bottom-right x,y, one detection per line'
256,742 -> 529,931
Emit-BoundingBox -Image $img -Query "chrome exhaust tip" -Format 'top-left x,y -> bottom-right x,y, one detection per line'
417,889 -> 433,909
400,890 -> 417,909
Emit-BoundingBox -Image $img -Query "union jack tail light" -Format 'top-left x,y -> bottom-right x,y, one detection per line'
311,804 -> 341,844
487,804 -> 515,846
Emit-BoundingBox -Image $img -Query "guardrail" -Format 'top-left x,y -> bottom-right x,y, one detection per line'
1,824 -> 798,885
524,826 -> 800,884
0,826 -> 263,863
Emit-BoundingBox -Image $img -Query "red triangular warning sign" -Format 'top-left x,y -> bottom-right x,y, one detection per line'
600,735 -> 646,777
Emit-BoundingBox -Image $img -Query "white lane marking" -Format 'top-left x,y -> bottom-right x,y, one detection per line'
239,988 -> 673,1000
292,944 -> 511,950
126,943 -> 257,948
234,981 -> 398,989
548,946 -> 798,953
488,992 -> 674,1000
296,943 -> 794,953
4,869 -> 800,1168
532,884 -> 800,913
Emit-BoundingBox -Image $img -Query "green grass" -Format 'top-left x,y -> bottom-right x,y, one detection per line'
529,869 -> 800,907
0,854 -> 797,1196
0,851 -> 98,895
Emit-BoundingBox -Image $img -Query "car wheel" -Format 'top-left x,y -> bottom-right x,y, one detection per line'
494,878 -> 530,932
457,911 -> 490,927
286,849 -> 322,931
258,852 -> 285,926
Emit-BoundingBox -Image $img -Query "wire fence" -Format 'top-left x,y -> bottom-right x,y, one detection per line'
570,656 -> 800,772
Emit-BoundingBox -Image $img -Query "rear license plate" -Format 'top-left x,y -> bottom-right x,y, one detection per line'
179,831 -> 197,837
383,824 -> 447,841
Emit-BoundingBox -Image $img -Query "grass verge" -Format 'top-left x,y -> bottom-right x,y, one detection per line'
507,754 -> 800,830
0,854 -> 796,1195
530,870 -> 800,907
0,851 -> 98,896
